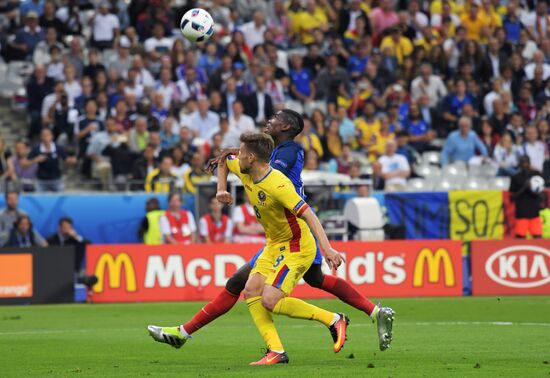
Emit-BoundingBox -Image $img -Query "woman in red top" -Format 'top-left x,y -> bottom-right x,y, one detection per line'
199,195 -> 232,243
159,192 -> 197,244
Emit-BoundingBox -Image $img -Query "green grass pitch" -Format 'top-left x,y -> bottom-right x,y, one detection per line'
1,296 -> 549,377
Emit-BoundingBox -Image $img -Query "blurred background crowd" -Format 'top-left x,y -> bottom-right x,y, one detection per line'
0,0 -> 549,193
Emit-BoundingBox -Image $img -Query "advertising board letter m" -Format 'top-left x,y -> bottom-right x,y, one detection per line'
93,253 -> 137,293
413,248 -> 455,287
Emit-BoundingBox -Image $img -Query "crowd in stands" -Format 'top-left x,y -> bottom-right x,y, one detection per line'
0,0 -> 550,192
139,192 -> 266,244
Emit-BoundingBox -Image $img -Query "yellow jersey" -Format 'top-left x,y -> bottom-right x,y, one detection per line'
379,36 -> 413,64
355,117 -> 380,147
227,156 -> 314,248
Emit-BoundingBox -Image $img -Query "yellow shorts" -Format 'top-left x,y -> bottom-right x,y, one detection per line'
251,237 -> 316,296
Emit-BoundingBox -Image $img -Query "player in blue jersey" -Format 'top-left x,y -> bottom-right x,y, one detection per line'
148,110 -> 395,353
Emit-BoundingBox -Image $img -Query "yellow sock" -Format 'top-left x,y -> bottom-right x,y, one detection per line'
246,296 -> 284,352
272,297 -> 335,327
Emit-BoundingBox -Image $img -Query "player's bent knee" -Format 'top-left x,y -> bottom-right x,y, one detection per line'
261,286 -> 284,311
303,264 -> 324,288
225,264 -> 251,296
243,273 -> 264,299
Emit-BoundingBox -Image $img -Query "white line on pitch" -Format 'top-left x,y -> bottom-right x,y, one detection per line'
1,321 -> 550,336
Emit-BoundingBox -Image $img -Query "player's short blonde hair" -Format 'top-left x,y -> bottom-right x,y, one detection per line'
240,132 -> 274,163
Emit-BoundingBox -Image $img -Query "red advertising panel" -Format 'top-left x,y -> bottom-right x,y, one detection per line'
471,240 -> 550,295
86,241 -> 462,303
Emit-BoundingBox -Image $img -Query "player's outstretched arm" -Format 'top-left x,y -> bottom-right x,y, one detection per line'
205,148 -> 240,174
300,208 -> 344,270
216,158 -> 233,205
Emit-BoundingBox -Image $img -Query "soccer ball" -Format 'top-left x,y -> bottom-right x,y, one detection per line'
530,175 -> 545,193
180,8 -> 214,43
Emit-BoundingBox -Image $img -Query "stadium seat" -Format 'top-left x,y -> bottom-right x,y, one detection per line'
343,197 -> 385,241
468,163 -> 498,178
406,178 -> 433,192
487,176 -> 512,190
414,164 -> 441,179
421,151 -> 441,166
434,178 -> 461,191
442,163 -> 468,180
462,178 -> 489,190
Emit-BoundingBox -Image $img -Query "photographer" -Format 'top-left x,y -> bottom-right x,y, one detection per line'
510,156 -> 544,239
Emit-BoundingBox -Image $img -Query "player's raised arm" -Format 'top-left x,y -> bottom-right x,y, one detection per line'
216,156 -> 233,205
299,207 -> 344,270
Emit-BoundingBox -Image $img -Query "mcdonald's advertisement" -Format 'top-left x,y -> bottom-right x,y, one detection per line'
471,240 -> 550,296
86,241 -> 463,303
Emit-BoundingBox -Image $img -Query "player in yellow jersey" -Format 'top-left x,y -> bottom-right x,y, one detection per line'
221,132 -> 348,365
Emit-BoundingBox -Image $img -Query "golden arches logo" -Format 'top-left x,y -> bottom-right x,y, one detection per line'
413,248 -> 455,287
93,253 -> 137,293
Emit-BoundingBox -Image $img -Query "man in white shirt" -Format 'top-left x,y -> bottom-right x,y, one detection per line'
144,23 -> 174,55
410,63 -> 448,108
521,125 -> 549,173
239,10 -> 266,49
524,50 -> 550,80
187,97 -> 220,140
108,36 -> 133,78
228,100 -> 255,135
483,77 -> 503,116
378,140 -> 411,192
130,55 -> 155,89
90,1 -> 119,49
156,67 -> 180,108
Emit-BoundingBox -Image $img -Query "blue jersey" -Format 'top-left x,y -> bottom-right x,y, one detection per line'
249,139 -> 323,265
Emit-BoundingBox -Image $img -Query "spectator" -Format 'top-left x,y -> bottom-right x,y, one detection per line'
182,152 -> 209,194
26,64 -> 54,139
441,116 -> 488,166
7,140 -> 37,192
403,102 -> 435,152
411,63 -> 448,108
368,115 -> 395,161
20,0 -> 44,19
47,217 -> 95,286
320,119 -> 343,162
32,26 -> 62,65
520,125 -> 549,173
296,117 -> 323,159
378,139 -> 410,192
0,190 -> 28,233
160,117 -> 179,150
2,214 -> 47,247
232,197 -> 266,244
159,192 -> 196,244
379,26 -> 413,65
128,116 -> 149,153
336,144 -> 355,174
107,36 -> 133,77
494,133 -> 521,177
145,155 -> 177,193
506,112 -> 525,144
226,100 -> 255,146
90,1 -> 120,50
144,22 -> 173,55
131,144 -> 155,188
395,130 -> 417,167
10,12 -> 44,61
369,0 -> 398,42
510,155 -> 544,239
442,79 -> 475,124
243,76 -> 274,125
138,198 -> 164,245
355,101 -> 380,151
86,117 -> 120,190
75,98 -> 103,177
316,53 -> 350,101
28,128 -> 76,192
187,97 -> 220,140
240,10 -> 266,49
199,195 -> 232,243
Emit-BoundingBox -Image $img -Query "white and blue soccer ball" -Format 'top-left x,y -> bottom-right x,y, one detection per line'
180,8 -> 214,43
530,175 -> 545,193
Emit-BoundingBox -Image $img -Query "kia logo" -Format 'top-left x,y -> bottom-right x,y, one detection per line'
485,246 -> 550,288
